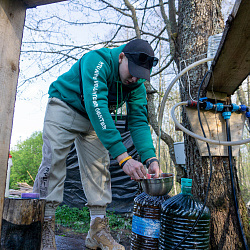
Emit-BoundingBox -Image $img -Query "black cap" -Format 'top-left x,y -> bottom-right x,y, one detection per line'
122,39 -> 157,82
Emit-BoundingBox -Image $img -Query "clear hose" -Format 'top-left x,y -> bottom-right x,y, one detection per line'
171,101 -> 250,146
157,57 -> 214,158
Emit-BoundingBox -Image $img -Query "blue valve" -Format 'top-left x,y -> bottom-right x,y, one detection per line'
231,103 -> 240,112
222,111 -> 231,120
199,97 -> 207,102
216,103 -> 224,112
246,111 -> 250,118
205,102 -> 214,110
240,105 -> 247,112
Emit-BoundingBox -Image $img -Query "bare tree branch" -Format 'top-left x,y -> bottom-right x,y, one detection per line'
144,80 -> 177,165
151,55 -> 174,77
99,0 -> 132,17
124,0 -> 141,38
20,0 -> 177,170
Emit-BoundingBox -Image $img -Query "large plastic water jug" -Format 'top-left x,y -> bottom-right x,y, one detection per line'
159,178 -> 211,249
131,192 -> 170,249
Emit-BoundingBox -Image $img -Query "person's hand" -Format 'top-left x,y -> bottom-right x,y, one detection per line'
146,158 -> 162,178
122,159 -> 147,180
117,153 -> 147,180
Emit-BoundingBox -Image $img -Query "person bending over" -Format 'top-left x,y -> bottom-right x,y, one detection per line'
33,38 -> 160,250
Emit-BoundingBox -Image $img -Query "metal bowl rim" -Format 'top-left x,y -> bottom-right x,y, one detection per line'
140,173 -> 174,196
141,173 -> 174,183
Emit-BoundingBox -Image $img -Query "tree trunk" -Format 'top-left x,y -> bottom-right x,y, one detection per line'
176,0 -> 250,248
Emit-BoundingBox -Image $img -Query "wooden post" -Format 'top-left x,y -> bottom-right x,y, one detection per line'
0,0 -> 26,237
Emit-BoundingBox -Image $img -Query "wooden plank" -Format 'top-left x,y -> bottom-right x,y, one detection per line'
0,0 -> 26,237
205,0 -> 250,95
186,107 -> 245,157
23,0 -> 67,8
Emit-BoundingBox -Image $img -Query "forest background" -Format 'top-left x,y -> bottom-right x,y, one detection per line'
10,0 -> 249,202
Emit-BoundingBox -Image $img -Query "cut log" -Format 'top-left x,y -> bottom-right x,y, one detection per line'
1,198 -> 45,250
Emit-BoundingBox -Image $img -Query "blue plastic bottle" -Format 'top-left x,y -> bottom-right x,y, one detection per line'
131,192 -> 170,249
159,178 -> 211,249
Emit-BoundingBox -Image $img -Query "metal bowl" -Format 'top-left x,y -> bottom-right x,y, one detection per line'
140,173 -> 174,196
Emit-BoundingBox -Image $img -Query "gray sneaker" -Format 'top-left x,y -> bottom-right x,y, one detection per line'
41,216 -> 57,250
85,217 -> 125,250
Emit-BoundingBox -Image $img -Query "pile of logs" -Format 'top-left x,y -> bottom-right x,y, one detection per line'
9,182 -> 33,197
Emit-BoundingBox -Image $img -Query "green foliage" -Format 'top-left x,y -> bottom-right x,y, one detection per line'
55,205 -> 132,233
107,211 -> 132,231
55,205 -> 90,233
10,131 -> 43,188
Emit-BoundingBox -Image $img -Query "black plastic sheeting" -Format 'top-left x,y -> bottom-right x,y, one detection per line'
62,131 -> 140,214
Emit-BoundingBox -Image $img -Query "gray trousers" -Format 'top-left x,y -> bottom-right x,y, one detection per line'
33,97 -> 111,216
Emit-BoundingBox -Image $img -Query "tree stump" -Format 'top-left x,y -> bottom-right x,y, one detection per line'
1,198 -> 45,250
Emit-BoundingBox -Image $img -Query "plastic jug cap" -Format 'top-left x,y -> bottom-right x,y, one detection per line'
181,178 -> 192,187
181,178 -> 192,195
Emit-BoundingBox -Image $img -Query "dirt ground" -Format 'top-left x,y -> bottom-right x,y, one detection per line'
55,225 -> 132,250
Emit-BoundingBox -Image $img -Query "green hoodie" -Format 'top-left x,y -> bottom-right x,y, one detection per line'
48,44 -> 156,163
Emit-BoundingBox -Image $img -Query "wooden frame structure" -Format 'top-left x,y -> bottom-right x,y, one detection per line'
205,0 -> 250,95
0,0 -> 66,237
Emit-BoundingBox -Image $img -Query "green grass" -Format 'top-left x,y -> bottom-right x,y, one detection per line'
55,205 -> 132,233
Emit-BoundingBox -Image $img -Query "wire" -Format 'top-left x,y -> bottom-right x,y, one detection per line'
172,71 -> 212,249
158,56 -> 249,248
158,57 -> 214,162
173,71 -> 249,249
225,117 -> 249,250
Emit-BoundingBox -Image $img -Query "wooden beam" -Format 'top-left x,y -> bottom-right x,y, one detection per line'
23,0 -> 67,8
205,0 -> 250,95
0,0 -> 26,237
